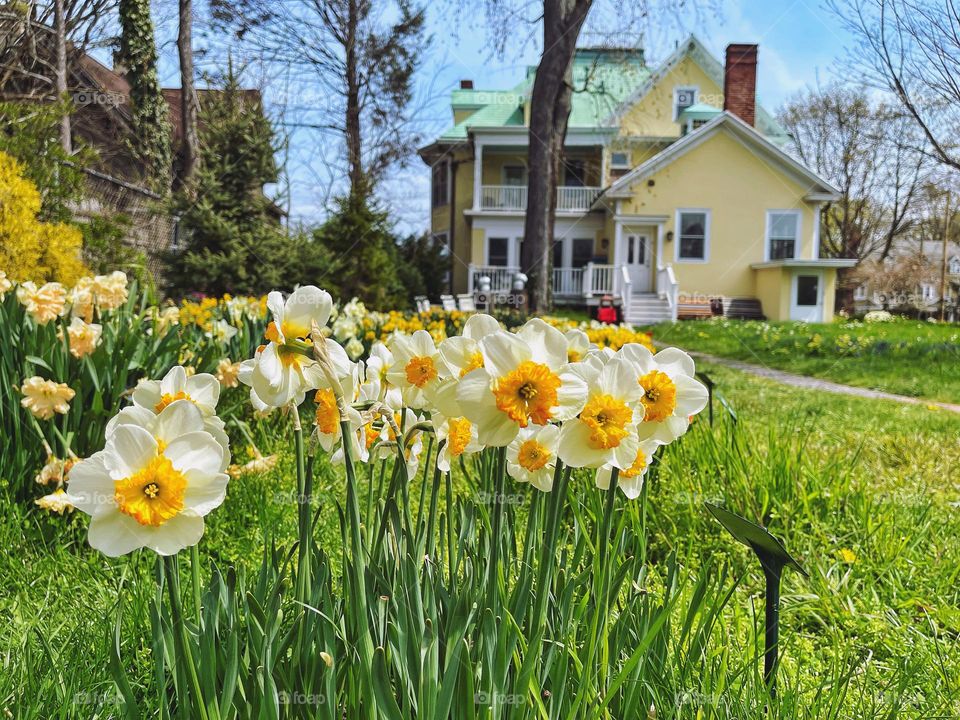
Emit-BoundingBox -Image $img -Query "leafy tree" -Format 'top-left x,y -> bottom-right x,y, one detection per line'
396,231 -> 449,303
0,101 -> 88,222
164,69 -> 296,296
117,0 -> 172,191
310,190 -> 408,308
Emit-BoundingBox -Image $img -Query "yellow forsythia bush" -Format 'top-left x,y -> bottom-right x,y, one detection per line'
0,150 -> 86,284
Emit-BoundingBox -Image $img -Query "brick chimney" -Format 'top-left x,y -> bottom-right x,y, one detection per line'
460,79 -> 474,90
723,44 -> 757,126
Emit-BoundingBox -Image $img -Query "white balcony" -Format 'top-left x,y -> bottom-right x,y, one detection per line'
478,185 -> 601,212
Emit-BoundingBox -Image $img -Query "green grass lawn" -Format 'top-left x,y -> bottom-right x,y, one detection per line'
643,318 -> 960,404
2,365 -> 959,717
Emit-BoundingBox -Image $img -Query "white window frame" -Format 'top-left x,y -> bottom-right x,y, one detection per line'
431,161 -> 450,208
673,85 -> 699,121
949,256 -> 960,275
764,209 -> 802,262
853,284 -> 867,301
921,283 -> 936,301
609,151 -> 630,169
674,208 -> 711,263
486,236 -> 511,267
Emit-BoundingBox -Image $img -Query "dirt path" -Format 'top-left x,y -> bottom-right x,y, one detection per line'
665,347 -> 960,415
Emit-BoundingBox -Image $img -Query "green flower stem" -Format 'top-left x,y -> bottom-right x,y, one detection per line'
293,408 -> 311,605
571,467 -> 620,719
338,418 -> 376,720
190,544 -> 202,620
163,555 -> 211,720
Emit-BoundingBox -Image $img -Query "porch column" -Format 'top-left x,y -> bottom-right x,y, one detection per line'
812,201 -> 823,258
656,224 -> 664,269
613,220 -> 623,266
473,140 -> 483,210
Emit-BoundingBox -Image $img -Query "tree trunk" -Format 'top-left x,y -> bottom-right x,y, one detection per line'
344,0 -> 364,199
177,0 -> 200,192
54,0 -> 71,153
520,0 -> 592,312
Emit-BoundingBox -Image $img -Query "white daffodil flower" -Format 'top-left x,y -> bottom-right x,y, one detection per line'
557,356 -> 643,470
239,286 -> 351,407
433,413 -> 482,472
67,424 -> 229,556
618,344 -> 709,444
386,330 -> 442,409
563,327 -> 595,363
436,313 -> 501,379
506,423 -> 560,492
133,365 -> 220,417
457,318 -> 587,447
594,438 -> 660,499
107,399 -> 230,472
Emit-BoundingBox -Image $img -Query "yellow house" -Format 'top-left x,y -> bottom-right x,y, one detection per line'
418,36 -> 854,323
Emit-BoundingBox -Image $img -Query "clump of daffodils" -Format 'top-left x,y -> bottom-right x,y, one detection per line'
66,366 -> 231,556
240,286 -> 707,499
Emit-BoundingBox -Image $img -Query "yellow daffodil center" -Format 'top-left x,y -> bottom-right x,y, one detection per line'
580,394 -> 633,450
493,361 -> 561,426
517,439 -> 551,471
460,352 -> 485,377
265,320 -> 312,368
154,390 -> 191,413
114,454 -> 187,527
405,356 -> 437,388
447,417 -> 472,457
314,388 -> 340,435
621,447 -> 648,478
567,349 -> 582,363
639,370 -> 677,423
364,424 -> 380,449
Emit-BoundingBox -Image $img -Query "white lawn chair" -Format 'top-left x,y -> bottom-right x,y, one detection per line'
457,294 -> 476,312
414,295 -> 430,313
440,295 -> 457,312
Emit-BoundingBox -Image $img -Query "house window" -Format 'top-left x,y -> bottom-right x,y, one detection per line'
552,240 -> 564,268
853,284 -> 867,301
677,210 -> 709,261
488,237 -> 509,266
563,160 -> 586,187
610,151 -> 630,179
950,257 -> 960,275
571,238 -> 594,268
502,165 -> 526,186
767,211 -> 799,260
921,283 -> 936,301
673,86 -> 697,121
796,276 -> 819,306
431,162 -> 448,208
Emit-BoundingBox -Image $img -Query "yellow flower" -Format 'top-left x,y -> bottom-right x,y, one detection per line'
64,316 -> 102,358
92,271 -> 128,310
20,376 -> 75,419
638,370 -> 677,423
0,270 -> 12,297
492,361 -> 561,427
215,358 -> 241,388
16,281 -> 66,324
838,548 -> 857,564
35,488 -> 74,514
34,455 -> 74,486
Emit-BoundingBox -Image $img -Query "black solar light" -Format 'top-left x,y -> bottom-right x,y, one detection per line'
705,503 -> 807,698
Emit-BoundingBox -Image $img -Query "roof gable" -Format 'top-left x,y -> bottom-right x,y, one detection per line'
603,34 -> 788,142
602,111 -> 839,201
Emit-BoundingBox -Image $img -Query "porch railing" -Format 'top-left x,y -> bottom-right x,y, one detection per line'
553,267 -> 584,296
656,264 -> 680,321
467,265 -> 521,293
478,185 -> 601,212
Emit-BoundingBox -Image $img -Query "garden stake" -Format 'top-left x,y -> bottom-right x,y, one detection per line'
705,503 -> 807,698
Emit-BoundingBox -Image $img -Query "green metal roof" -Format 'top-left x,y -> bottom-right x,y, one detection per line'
679,102 -> 723,119
439,48 -> 649,140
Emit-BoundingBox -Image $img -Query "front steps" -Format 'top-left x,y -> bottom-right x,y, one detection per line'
623,293 -> 672,325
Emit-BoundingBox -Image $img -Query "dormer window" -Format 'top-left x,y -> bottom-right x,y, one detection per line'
950,256 -> 960,275
673,86 -> 698,121
610,151 -> 630,179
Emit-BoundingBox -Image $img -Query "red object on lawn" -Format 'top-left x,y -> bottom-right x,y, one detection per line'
597,295 -> 617,324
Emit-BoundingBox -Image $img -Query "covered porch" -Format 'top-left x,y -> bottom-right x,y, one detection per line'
466,262 -> 630,304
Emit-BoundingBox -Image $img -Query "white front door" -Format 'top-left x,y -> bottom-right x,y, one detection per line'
625,234 -> 652,292
790,272 -> 824,322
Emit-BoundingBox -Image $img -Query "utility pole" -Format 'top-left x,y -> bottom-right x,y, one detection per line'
941,191 -> 951,322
